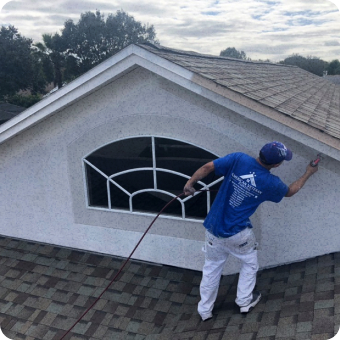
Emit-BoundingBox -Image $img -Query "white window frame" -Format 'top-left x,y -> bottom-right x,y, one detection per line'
83,136 -> 223,222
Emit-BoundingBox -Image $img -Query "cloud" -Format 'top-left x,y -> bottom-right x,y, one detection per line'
0,0 -> 339,61
325,40 -> 340,46
327,0 -> 340,10
0,0 -> 12,12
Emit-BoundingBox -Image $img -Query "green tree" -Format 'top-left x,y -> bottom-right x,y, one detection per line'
34,33 -> 68,89
0,26 -> 41,100
220,47 -> 248,60
6,93 -> 42,108
327,59 -> 340,75
105,10 -> 157,54
61,10 -> 105,75
281,54 -> 327,76
255,58 -> 271,63
62,10 -> 157,75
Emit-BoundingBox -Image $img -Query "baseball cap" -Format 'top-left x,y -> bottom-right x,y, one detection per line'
259,141 -> 293,165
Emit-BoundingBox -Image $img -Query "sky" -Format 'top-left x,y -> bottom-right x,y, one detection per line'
0,0 -> 340,62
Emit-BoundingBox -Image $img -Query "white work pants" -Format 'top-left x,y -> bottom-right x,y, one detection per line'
198,227 -> 259,320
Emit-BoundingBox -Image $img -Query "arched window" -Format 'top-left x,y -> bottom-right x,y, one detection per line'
83,137 -> 222,220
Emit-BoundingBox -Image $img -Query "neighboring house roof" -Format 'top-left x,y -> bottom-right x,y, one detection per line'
0,103 -> 25,125
138,43 -> 340,142
324,75 -> 340,85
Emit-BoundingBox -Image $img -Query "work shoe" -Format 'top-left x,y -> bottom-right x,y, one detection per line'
240,291 -> 261,313
200,312 -> 213,321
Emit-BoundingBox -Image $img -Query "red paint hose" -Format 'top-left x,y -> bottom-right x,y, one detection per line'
59,150 -> 324,338
60,189 -> 211,339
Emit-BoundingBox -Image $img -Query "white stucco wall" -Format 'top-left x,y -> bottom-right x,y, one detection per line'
0,66 -> 339,275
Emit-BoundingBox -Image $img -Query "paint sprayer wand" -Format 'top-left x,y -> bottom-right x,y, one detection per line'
310,154 -> 322,167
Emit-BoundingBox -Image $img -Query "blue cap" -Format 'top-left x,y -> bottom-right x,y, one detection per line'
260,141 -> 293,165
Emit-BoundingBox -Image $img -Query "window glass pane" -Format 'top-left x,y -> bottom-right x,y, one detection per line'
86,164 -> 108,208
207,181 -> 223,207
156,171 -> 187,195
185,181 -> 223,219
109,183 -> 129,210
113,171 -> 154,194
155,137 -> 217,179
185,191 -> 209,219
86,137 -> 153,176
132,192 -> 182,216
85,136 -> 222,220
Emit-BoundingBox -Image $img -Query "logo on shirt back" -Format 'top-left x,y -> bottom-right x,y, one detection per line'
229,173 -> 262,208
240,172 -> 257,187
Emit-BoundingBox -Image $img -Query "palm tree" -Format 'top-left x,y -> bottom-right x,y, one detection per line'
34,33 -> 66,89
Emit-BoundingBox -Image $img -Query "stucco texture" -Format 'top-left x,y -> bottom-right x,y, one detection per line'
0,66 -> 339,274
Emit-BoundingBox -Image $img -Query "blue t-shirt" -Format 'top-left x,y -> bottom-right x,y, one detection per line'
203,152 -> 288,238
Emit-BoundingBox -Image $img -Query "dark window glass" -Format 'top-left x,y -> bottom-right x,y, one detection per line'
113,171 -> 154,193
109,182 -> 129,210
132,192 -> 182,216
156,172 -> 187,195
207,181 -> 221,206
185,191 -> 209,219
86,164 -> 108,208
85,137 -> 222,219
155,137 -> 216,178
185,181 -> 222,219
87,137 -> 153,176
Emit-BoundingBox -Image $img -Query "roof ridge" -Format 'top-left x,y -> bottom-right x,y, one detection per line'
137,42 -> 298,68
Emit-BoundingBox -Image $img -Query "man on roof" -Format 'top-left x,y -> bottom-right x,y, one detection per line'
183,142 -> 318,319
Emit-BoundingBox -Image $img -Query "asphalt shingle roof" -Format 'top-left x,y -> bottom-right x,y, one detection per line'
138,44 -> 340,141
0,235 -> 338,339
0,103 -> 25,125
325,75 -> 340,86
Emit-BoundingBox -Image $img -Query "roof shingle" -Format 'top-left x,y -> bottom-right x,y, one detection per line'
138,43 -> 340,141
0,235 -> 338,339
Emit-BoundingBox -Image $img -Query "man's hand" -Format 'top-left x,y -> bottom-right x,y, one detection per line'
306,163 -> 319,175
183,162 -> 215,196
184,183 -> 196,196
286,162 -> 318,197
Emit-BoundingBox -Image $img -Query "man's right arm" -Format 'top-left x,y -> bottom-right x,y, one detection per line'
183,161 -> 215,196
285,163 -> 318,197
